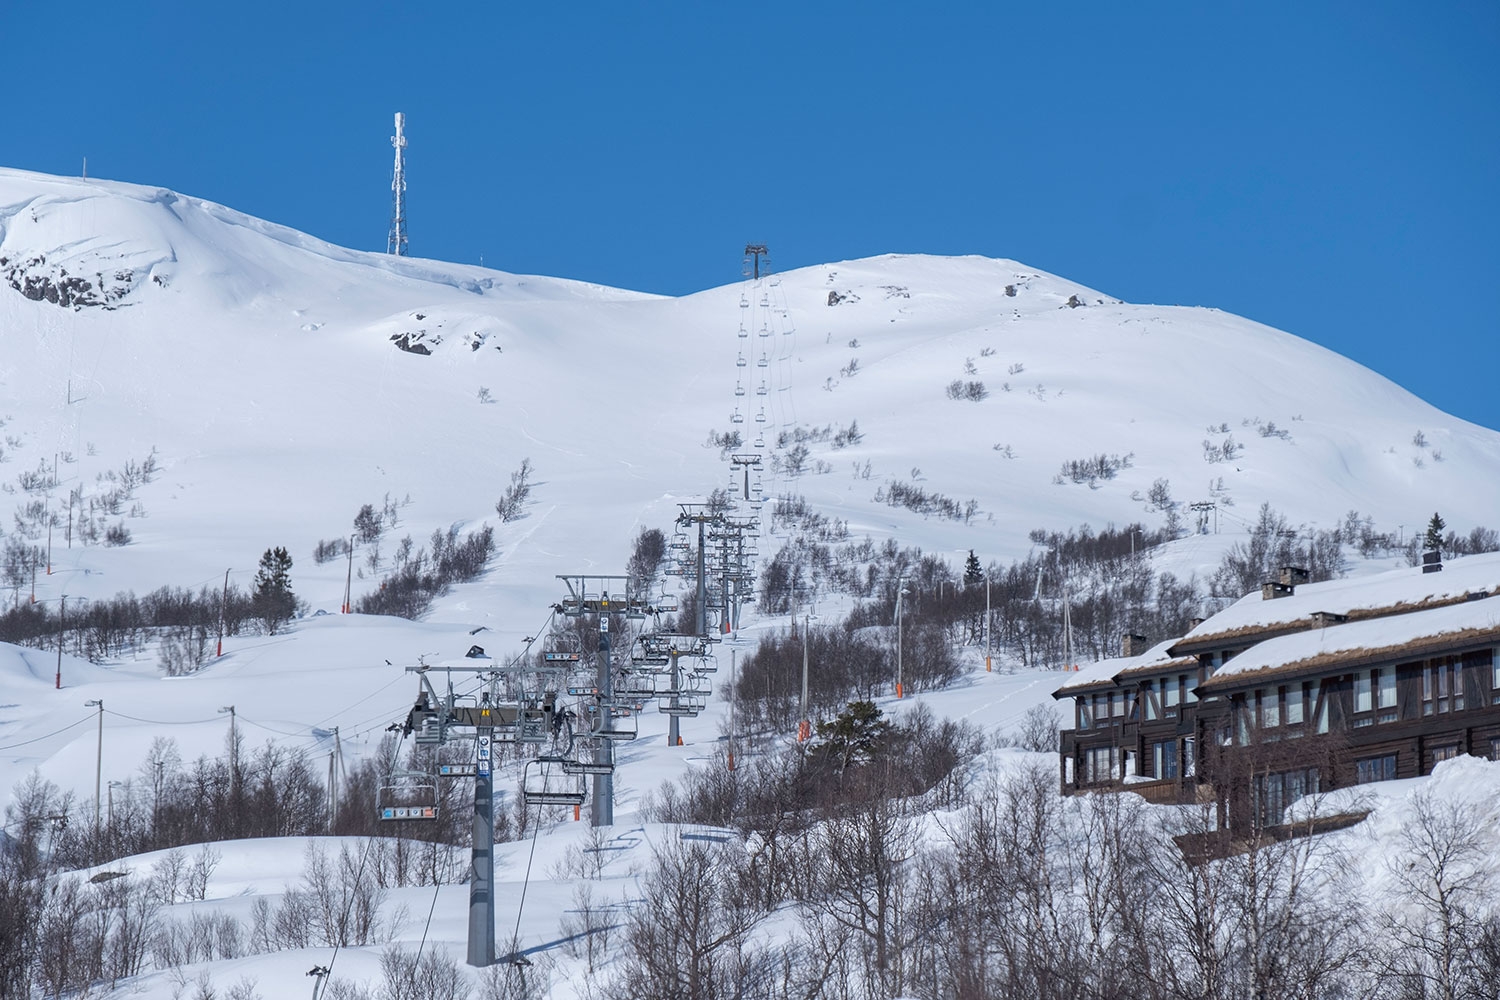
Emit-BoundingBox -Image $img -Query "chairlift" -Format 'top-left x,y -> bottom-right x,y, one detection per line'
414,714 -> 446,745
517,707 -> 550,744
754,411 -> 767,424
738,325 -> 748,339
378,770 -> 440,822
756,385 -> 768,396
758,325 -> 771,338
659,693 -> 707,717
592,703 -> 639,741
736,354 -> 747,368
561,757 -> 615,776
734,384 -> 745,397
522,757 -> 586,807
730,411 -> 745,425
759,295 -> 770,308
739,295 -> 749,309
756,356 -> 769,368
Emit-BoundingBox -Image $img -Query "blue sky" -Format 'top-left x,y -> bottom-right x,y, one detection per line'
9,1 -> 1498,429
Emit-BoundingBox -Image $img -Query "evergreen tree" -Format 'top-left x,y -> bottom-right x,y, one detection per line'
1424,512 -> 1447,553
963,549 -> 984,587
252,546 -> 296,634
814,700 -> 893,774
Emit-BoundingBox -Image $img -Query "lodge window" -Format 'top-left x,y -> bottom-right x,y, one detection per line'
1353,666 -> 1397,727
1490,738 -> 1500,762
1422,659 -> 1464,716
1110,691 -> 1123,719
1077,698 -> 1091,730
1152,740 -> 1179,780
1084,746 -> 1117,783
1285,683 -> 1305,727
1259,687 -> 1280,728
1164,676 -> 1181,717
1492,649 -> 1500,705
1252,767 -> 1320,828
1143,681 -> 1159,722
1431,745 -> 1461,766
1356,754 -> 1397,784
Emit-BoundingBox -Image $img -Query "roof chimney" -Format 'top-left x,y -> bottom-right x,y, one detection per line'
1262,581 -> 1294,601
1422,550 -> 1442,575
1279,566 -> 1310,586
1121,633 -> 1150,658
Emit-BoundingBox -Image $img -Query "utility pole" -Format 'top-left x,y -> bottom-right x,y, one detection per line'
216,569 -> 230,657
343,536 -> 354,614
727,648 -> 737,771
985,577 -> 992,673
55,595 -> 68,689
798,615 -> 812,741
220,705 -> 239,825
667,648 -> 682,747
85,698 -> 103,832
895,579 -> 910,699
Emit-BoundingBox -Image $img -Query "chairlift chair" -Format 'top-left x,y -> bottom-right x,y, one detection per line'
592,703 -> 639,741
414,714 -> 446,745
378,770 -> 440,822
736,354 -> 747,368
659,693 -> 707,717
561,757 -> 615,776
522,757 -> 586,807
738,325 -> 748,338
517,707 -> 550,744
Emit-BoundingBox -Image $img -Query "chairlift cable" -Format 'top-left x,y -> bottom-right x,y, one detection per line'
508,780 -> 548,962
319,830 -> 379,986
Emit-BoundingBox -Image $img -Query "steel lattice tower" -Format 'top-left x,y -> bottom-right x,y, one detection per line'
387,112 -> 408,256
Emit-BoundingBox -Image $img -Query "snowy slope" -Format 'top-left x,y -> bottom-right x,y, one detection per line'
4,166 -> 1500,996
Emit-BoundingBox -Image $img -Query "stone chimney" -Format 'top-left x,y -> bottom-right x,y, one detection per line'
1279,566 -> 1310,586
1262,581 -> 1294,600
1121,633 -> 1150,658
1422,550 -> 1442,575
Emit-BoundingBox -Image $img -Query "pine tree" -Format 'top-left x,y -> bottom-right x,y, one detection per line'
1424,512 -> 1447,553
252,546 -> 296,634
963,549 -> 984,587
814,700 -> 893,774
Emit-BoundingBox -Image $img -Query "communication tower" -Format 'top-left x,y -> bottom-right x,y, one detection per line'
387,112 -> 408,256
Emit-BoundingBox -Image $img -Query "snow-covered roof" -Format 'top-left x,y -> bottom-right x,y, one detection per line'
1052,639 -> 1180,697
1197,594 -> 1500,693
1173,552 -> 1500,653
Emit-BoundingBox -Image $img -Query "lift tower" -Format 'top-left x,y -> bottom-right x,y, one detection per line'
554,575 -> 649,826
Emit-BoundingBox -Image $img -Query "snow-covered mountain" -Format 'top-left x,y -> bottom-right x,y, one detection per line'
3,167 -> 1500,999
2,166 -> 1496,630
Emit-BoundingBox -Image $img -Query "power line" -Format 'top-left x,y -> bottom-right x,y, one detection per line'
0,713 -> 92,751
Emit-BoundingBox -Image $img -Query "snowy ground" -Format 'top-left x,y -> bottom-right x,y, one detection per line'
4,166 -> 1500,995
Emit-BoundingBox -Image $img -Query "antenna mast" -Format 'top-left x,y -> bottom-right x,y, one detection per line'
388,112 -> 408,256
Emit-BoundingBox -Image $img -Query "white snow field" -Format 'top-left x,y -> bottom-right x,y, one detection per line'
3,166 -> 1500,997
